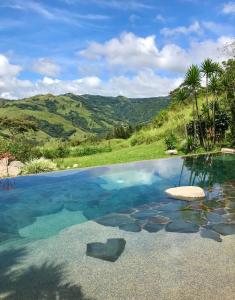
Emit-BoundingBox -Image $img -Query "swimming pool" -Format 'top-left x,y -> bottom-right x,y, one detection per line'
0,153 -> 235,299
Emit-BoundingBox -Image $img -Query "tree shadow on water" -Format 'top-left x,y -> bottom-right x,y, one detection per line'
0,248 -> 92,300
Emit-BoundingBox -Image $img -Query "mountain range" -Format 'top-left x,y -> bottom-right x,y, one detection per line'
0,93 -> 170,141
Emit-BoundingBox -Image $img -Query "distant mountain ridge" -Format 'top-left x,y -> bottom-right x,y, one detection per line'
0,93 -> 170,141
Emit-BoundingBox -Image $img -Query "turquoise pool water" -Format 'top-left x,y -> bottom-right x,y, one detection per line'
0,153 -> 235,299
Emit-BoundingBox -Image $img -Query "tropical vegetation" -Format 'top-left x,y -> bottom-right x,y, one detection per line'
0,48 -> 234,175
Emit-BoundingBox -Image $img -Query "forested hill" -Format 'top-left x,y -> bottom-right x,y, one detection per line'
0,93 -> 170,141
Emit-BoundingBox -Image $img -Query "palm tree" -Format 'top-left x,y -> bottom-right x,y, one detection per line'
201,58 -> 214,115
185,65 -> 205,147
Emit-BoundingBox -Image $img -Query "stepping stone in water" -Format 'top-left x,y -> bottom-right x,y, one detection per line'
143,223 -> 164,233
166,220 -> 199,233
165,186 -> 205,201
132,210 -> 158,220
211,223 -> 235,236
149,215 -> 171,224
119,223 -> 141,232
96,213 -> 133,227
200,228 -> 222,242
86,238 -> 126,262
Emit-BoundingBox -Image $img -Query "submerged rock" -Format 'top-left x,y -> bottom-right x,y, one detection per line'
143,223 -> 164,233
119,223 -> 141,232
86,238 -> 126,262
166,220 -> 199,233
96,213 -> 133,227
200,228 -> 222,242
149,215 -> 171,224
211,223 -> 235,236
165,186 -> 205,201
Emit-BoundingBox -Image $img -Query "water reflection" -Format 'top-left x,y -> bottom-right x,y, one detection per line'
0,154 -> 234,247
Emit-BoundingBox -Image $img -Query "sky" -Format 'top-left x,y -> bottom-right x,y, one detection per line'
0,0 -> 234,99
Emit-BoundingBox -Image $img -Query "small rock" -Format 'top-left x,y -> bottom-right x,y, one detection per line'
221,148 -> 235,154
165,186 -> 205,201
73,164 -> 79,168
165,149 -> 178,155
86,238 -> 126,262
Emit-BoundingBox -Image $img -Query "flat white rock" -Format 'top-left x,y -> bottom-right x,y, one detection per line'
221,148 -> 235,154
165,186 -> 205,201
165,150 -> 178,155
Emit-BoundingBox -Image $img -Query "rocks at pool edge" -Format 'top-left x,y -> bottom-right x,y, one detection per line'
165,186 -> 205,201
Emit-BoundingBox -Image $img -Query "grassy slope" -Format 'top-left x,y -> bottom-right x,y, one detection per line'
55,96 -> 219,170
0,94 -> 170,141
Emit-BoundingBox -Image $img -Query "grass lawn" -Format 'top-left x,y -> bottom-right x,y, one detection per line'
55,140 -> 170,169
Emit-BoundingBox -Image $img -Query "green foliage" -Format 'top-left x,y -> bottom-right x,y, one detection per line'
153,110 -> 169,127
0,117 -> 37,138
110,124 -> 134,139
40,145 -> 70,159
69,145 -> 112,157
164,133 -> 177,150
0,138 -> 40,162
22,158 -> 57,174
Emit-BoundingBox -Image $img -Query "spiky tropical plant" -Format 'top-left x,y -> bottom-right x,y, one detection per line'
185,65 -> 205,147
201,58 -> 215,114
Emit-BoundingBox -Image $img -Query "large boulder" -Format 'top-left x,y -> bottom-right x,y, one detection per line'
0,159 -> 24,177
8,161 -> 24,177
0,158 -> 8,177
165,186 -> 205,201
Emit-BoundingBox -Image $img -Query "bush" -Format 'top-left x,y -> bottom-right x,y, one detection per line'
22,158 -> 57,174
0,138 -> 40,162
40,146 -> 70,159
69,145 -> 112,157
179,137 -> 197,154
164,133 -> 177,150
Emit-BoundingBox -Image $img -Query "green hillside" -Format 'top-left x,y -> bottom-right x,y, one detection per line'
0,94 -> 170,141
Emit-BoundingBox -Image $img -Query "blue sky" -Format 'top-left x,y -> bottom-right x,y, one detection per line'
0,0 -> 234,98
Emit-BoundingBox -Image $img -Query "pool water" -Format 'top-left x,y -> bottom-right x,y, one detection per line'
0,154 -> 235,299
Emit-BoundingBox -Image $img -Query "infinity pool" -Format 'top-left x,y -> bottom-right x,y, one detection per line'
0,154 -> 235,299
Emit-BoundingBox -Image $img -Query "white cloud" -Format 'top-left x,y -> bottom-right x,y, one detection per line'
160,21 -> 201,36
0,68 -> 182,99
222,2 -> 235,15
80,32 -> 233,73
155,14 -> 166,23
32,58 -> 61,77
0,54 -> 21,78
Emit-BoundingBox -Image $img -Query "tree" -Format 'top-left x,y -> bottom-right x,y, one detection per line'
222,59 -> 235,146
201,58 -> 215,115
185,65 -> 205,147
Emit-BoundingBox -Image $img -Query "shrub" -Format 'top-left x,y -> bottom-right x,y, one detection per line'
69,145 -> 112,157
164,133 -> 177,150
22,158 -> 57,174
0,138 -> 40,162
40,146 -> 70,159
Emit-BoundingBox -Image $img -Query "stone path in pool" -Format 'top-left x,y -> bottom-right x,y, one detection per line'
95,180 -> 235,243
